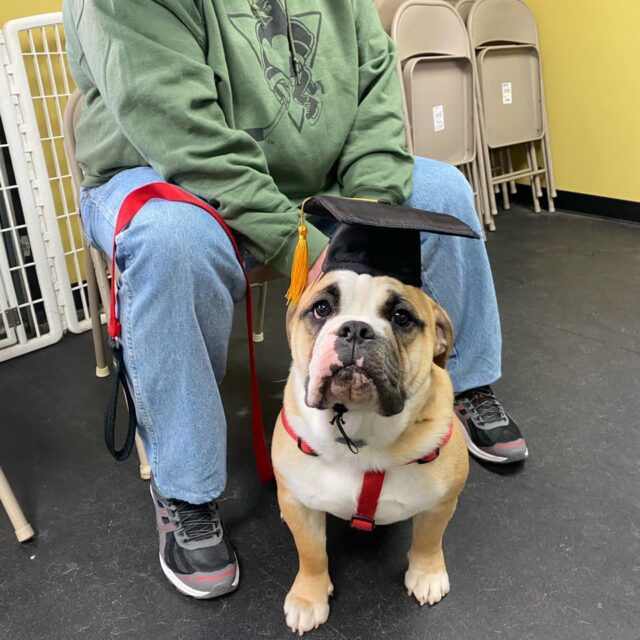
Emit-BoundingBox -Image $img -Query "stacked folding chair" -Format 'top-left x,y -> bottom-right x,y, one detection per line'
467,0 -> 556,215
451,0 -> 475,23
382,0 -> 492,231
377,0 -> 556,229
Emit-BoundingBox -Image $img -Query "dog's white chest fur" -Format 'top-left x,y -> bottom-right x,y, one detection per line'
280,373 -> 448,525
283,452 -> 445,525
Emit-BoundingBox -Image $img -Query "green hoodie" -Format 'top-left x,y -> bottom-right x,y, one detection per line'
64,0 -> 414,275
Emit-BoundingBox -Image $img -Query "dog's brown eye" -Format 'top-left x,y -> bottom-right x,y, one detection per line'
313,300 -> 332,319
392,309 -> 413,327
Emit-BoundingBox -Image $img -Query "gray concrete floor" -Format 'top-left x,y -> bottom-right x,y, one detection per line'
1,206 -> 639,639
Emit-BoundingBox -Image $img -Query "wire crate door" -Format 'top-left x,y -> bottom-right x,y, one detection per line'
0,33 -> 63,361
3,13 -> 91,336
0,269 -> 18,349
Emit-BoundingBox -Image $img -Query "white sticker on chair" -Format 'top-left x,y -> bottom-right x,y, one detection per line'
502,82 -> 513,105
432,105 -> 445,132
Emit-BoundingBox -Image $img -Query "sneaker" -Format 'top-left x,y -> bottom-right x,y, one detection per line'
150,481 -> 239,599
454,386 -> 528,464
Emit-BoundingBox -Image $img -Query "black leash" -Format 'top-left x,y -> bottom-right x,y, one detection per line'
104,339 -> 138,461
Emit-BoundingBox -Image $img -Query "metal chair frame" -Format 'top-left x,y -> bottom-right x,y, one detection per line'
0,466 -> 35,543
467,0 -> 556,214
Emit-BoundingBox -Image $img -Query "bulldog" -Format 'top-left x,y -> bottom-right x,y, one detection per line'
272,268 -> 469,635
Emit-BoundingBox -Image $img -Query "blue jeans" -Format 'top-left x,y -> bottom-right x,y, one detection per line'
80,157 -> 501,503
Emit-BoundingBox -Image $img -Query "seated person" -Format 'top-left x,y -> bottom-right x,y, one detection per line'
63,0 -> 527,599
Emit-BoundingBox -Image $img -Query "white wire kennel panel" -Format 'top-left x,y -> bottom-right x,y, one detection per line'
0,33 -> 63,361
3,13 -> 90,336
0,266 -> 17,350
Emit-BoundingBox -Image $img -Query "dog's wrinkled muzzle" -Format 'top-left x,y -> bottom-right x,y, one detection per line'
306,318 -> 405,416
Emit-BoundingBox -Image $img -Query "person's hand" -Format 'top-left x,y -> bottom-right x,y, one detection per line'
307,245 -> 328,290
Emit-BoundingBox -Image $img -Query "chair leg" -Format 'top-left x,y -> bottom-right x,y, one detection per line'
252,282 -> 268,343
474,76 -> 498,217
91,247 -> 111,314
541,136 -> 556,212
474,112 -> 494,231
506,149 -> 518,194
84,240 -> 109,378
135,433 -> 151,481
0,466 -> 35,543
499,149 -> 511,210
469,160 -> 487,239
526,144 -> 542,213
543,134 -> 557,198
529,142 -> 543,198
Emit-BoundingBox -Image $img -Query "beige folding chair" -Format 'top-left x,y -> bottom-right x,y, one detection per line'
390,0 -> 491,231
468,0 -> 556,214
447,0 -> 519,212
452,0 -> 476,23
0,466 -> 35,543
471,0 -> 556,200
375,0 -> 407,33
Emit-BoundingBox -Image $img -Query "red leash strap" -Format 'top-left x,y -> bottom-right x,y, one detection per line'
108,182 -> 274,483
351,471 -> 386,532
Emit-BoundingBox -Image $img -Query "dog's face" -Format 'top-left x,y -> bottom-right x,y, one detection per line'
287,271 -> 454,416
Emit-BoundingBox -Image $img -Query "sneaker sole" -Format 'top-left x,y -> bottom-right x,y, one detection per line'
460,423 -> 529,464
159,552 -> 240,599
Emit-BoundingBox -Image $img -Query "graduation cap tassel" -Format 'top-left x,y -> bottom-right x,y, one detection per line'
285,203 -> 310,305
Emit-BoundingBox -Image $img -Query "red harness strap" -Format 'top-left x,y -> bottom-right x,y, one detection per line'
109,182 -> 274,483
281,408 -> 319,456
351,471 -> 386,532
281,408 -> 454,531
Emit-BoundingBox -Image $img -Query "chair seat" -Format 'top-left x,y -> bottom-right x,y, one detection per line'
249,264 -> 282,285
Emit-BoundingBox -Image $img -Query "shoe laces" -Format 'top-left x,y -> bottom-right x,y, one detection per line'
167,499 -> 222,543
464,386 -> 507,426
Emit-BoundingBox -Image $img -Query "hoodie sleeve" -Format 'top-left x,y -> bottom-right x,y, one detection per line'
336,0 -> 414,204
66,0 -> 327,276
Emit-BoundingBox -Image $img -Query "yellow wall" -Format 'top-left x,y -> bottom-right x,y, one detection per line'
526,0 -> 640,202
0,1 -> 61,26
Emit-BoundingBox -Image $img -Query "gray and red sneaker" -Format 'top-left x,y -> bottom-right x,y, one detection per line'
454,386 -> 528,464
150,480 -> 239,599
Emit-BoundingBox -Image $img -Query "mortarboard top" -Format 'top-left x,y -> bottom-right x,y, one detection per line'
285,195 -> 480,304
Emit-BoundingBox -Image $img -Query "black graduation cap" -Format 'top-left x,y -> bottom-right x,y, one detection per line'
285,195 -> 479,304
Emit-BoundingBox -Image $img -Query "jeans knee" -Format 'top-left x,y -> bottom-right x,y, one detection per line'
122,200 -> 244,297
412,157 -> 480,234
139,201 -> 210,260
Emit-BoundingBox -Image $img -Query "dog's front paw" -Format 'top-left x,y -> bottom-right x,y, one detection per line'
405,566 -> 450,606
284,575 -> 333,635
284,592 -> 330,635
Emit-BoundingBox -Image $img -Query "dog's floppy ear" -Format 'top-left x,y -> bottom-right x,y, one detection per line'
285,300 -> 298,347
431,301 -> 454,369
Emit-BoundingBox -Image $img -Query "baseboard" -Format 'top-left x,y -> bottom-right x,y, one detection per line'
512,184 -> 640,224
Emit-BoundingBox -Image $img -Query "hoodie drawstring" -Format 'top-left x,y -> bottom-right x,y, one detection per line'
284,0 -> 300,84
249,0 -> 300,85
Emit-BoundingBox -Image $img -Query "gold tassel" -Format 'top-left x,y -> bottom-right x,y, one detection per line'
284,196 -> 377,305
285,201 -> 310,305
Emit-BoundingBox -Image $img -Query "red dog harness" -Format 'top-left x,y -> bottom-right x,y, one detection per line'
105,182 -> 273,483
281,408 -> 454,531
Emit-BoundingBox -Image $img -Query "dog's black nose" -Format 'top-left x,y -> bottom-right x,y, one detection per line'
337,321 -> 375,345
